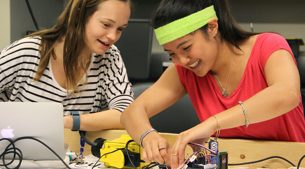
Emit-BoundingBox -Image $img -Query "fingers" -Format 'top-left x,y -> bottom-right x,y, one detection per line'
159,147 -> 168,163
170,147 -> 186,169
146,141 -> 165,164
170,133 -> 189,169
141,132 -> 169,164
170,152 -> 179,169
142,145 -> 168,164
170,146 -> 182,168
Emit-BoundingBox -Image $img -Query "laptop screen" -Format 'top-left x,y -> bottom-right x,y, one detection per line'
0,102 -> 65,160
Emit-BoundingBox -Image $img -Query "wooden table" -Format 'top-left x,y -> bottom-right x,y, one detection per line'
64,129 -> 305,169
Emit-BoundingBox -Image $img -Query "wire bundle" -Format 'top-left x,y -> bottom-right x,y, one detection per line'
0,136 -> 70,169
0,138 -> 23,169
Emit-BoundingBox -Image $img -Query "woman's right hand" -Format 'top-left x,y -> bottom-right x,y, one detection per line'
141,131 -> 171,165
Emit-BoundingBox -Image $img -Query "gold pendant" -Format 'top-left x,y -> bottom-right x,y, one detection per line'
222,90 -> 229,97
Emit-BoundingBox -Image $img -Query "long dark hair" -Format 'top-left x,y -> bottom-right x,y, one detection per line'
152,0 -> 255,48
31,0 -> 131,91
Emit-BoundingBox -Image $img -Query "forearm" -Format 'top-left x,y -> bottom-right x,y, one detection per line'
215,84 -> 300,131
65,109 -> 123,131
121,101 -> 153,144
121,65 -> 186,144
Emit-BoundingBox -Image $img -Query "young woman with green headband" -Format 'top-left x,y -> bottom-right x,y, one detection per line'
121,0 -> 305,167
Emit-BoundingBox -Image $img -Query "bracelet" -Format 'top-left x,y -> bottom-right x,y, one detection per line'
238,101 -> 250,127
139,128 -> 157,147
71,111 -> 80,131
212,115 -> 221,139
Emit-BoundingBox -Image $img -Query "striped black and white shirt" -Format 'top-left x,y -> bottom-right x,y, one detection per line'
0,36 -> 134,115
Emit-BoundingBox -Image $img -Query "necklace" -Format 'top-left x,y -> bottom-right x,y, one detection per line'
213,59 -> 234,97
214,74 -> 229,97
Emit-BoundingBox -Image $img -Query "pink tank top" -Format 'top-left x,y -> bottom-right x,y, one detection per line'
176,33 -> 305,142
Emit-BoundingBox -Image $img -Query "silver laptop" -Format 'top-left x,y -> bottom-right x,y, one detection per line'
0,102 -> 65,161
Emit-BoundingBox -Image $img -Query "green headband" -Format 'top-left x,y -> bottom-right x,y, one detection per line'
155,5 -> 218,45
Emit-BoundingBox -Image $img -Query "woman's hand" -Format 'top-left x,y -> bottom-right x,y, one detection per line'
170,117 -> 218,168
141,131 -> 170,165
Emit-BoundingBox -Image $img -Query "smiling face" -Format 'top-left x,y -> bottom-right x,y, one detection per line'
84,0 -> 131,54
164,28 -> 219,77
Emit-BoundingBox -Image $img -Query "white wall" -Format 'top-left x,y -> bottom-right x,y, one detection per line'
0,0 -> 10,50
240,23 -> 305,54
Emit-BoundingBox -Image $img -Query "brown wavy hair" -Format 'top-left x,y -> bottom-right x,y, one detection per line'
31,0 -> 131,91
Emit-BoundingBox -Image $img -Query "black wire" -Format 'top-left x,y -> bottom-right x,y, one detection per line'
125,140 -> 137,169
87,137 -> 169,169
91,148 -> 124,169
228,155 -> 295,167
142,162 -> 160,169
90,138 -> 166,169
297,154 -> 305,169
125,139 -> 168,169
0,136 -> 71,169
125,140 -> 169,169
79,131 -> 98,147
0,138 -> 23,169
79,134 -> 305,169
25,0 -> 39,30
91,157 -> 100,169
91,139 -> 139,169
142,162 -> 169,169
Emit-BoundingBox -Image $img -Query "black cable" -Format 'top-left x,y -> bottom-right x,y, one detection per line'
80,131 -> 139,169
297,154 -> 305,169
83,135 -> 168,169
229,155 -> 295,167
125,140 -> 137,169
142,162 -> 160,169
79,131 -> 100,147
91,139 -> 139,169
0,136 -> 71,169
80,133 -> 304,169
89,138 -> 156,169
0,138 -> 23,169
142,162 -> 169,169
91,148 -> 124,169
25,0 -> 39,30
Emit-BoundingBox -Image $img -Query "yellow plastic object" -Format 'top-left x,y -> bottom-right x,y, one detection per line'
100,146 -> 125,168
100,134 -> 142,168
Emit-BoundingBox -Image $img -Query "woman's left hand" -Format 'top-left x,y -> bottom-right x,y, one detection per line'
170,118 -> 217,169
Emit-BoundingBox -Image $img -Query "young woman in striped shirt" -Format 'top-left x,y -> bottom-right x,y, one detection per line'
0,0 -> 134,131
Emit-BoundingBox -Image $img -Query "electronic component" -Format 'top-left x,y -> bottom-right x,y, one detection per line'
209,139 -> 218,165
217,152 -> 228,169
184,151 -> 228,169
99,134 -> 147,169
92,135 -> 228,169
176,139 -> 228,169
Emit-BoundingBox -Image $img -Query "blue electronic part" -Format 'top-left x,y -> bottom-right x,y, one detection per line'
209,139 -> 219,165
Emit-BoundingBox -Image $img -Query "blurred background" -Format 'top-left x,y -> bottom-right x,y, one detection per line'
1,0 -> 305,132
